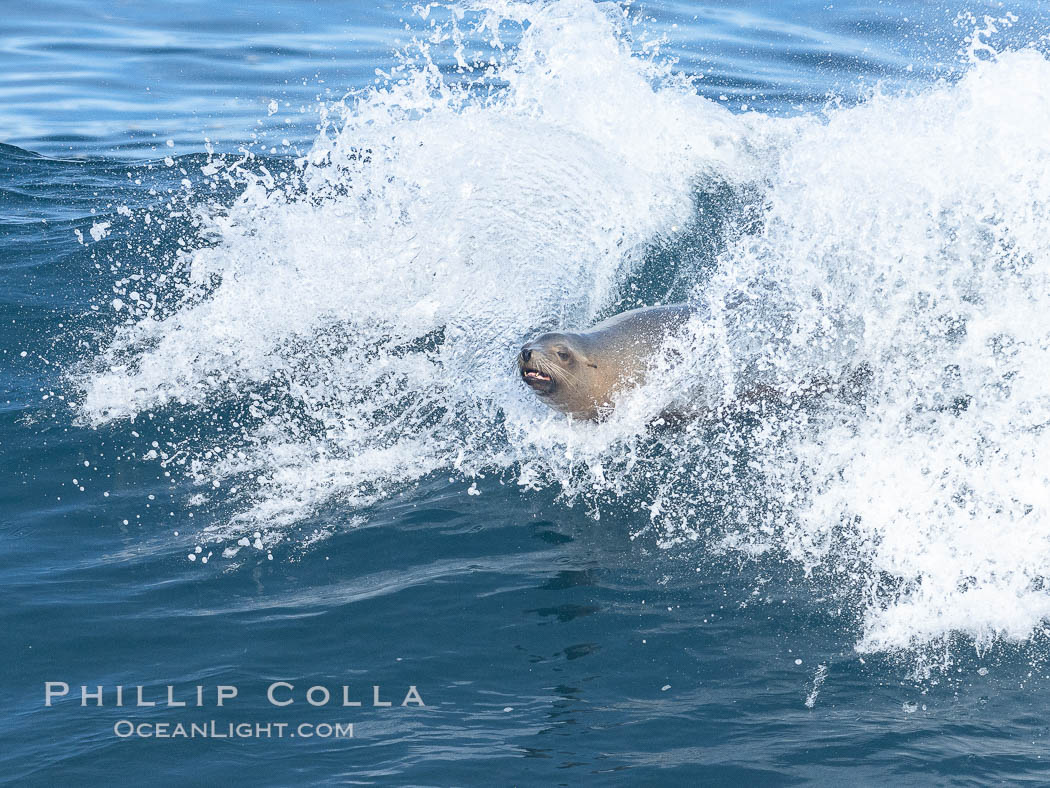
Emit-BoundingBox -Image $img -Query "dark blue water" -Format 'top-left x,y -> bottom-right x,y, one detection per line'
5,0 -> 1050,784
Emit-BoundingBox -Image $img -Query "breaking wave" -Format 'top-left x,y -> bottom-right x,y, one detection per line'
76,0 -> 1050,655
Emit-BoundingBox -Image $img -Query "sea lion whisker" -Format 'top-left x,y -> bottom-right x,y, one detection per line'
540,357 -> 581,385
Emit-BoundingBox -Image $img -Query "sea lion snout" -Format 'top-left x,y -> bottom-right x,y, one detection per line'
518,343 -> 556,394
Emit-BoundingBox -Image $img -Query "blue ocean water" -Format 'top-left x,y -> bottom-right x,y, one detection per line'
4,0 -> 1050,783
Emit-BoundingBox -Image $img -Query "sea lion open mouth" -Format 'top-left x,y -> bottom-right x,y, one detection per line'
521,366 -> 555,393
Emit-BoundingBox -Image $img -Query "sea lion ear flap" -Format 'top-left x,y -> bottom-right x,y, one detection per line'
577,344 -> 598,369
570,335 -> 597,368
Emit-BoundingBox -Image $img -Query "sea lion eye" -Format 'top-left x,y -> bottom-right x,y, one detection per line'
557,350 -> 571,361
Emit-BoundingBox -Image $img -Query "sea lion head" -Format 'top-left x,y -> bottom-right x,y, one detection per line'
518,332 -> 603,418
517,304 -> 699,421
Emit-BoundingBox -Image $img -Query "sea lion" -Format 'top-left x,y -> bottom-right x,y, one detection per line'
518,304 -> 695,421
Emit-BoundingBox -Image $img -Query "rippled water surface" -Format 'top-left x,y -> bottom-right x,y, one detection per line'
4,0 -> 1050,784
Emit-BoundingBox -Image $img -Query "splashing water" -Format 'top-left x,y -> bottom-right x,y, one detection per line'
76,0 -> 1050,655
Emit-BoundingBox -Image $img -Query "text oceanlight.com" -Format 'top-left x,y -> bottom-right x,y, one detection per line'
113,721 -> 354,739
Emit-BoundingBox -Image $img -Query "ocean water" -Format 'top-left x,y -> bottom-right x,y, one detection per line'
4,0 -> 1050,783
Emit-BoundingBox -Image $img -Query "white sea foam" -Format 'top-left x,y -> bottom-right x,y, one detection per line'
77,0 -> 1050,656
